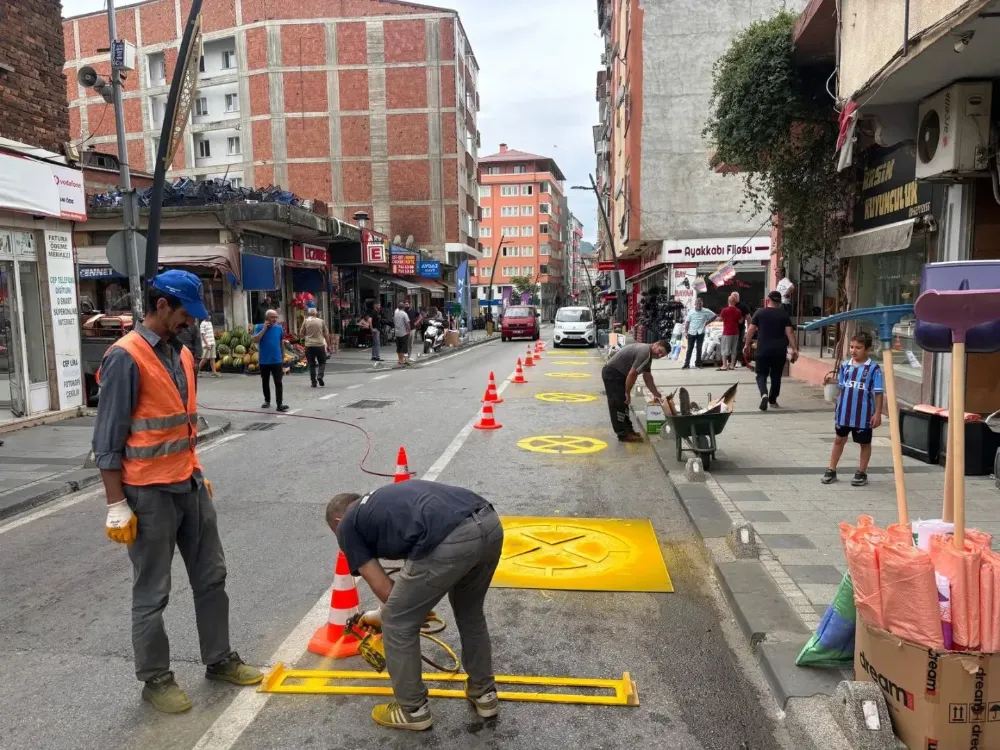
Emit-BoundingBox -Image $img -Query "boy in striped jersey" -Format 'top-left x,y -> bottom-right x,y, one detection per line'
822,332 -> 884,486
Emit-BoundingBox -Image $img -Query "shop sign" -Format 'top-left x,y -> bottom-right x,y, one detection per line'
0,230 -> 37,259
391,252 -> 418,276
597,260 -> 616,271
44,230 -> 84,410
672,266 -> 697,310
418,260 -> 441,278
854,145 -> 933,231
0,152 -> 87,222
78,265 -> 123,279
292,243 -> 327,264
663,237 -> 771,263
640,246 -> 663,271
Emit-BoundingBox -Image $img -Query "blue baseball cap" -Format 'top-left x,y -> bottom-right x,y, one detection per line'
150,270 -> 209,320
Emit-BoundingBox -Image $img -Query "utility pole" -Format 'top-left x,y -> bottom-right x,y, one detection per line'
106,0 -> 144,322
589,173 -> 624,326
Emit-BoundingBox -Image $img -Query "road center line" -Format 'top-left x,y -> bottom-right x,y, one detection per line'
319,393 -> 338,400
372,374 -> 390,380
190,373 -> 512,750
347,384 -> 363,390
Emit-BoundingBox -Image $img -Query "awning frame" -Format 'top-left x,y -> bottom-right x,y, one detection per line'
839,218 -> 916,259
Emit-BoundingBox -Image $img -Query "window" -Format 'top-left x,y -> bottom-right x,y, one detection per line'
195,97 -> 209,116
539,202 -> 551,214
521,225 -> 534,236
522,266 -> 534,276
229,176 -> 243,188
502,267 -> 516,277
222,50 -> 237,69
539,264 -> 549,274
501,226 -> 519,237
520,185 -> 534,196
540,181 -> 551,193
501,206 -> 518,217
481,207 -> 492,218
501,246 -> 519,258
478,185 -> 492,198
481,267 -> 492,278
500,185 -> 518,196
197,139 -> 211,158
479,226 -> 491,237
148,53 -> 166,85
470,266 -> 476,276
539,223 -> 550,235
521,245 -> 534,257
199,55 -> 205,73
520,205 -> 534,216
540,243 -> 551,256
556,308 -> 593,322
487,166 -> 500,175
228,136 -> 241,155
481,245 -> 492,257
513,165 -> 527,174
225,93 -> 239,112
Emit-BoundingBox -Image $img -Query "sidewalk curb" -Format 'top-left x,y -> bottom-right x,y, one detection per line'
0,420 -> 231,522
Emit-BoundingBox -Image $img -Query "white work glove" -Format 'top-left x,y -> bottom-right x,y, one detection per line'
360,608 -> 383,629
105,499 -> 137,545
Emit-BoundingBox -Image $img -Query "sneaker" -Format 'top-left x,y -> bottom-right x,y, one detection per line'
311,382 -> 318,388
768,400 -> 779,408
371,701 -> 433,731
851,471 -> 869,487
618,432 -> 644,443
142,673 -> 192,713
318,378 -> 325,387
680,364 -> 689,370
759,395 -> 768,411
261,402 -> 271,409
205,652 -> 264,686
467,689 -> 499,719
276,404 -> 290,413
821,469 -> 838,484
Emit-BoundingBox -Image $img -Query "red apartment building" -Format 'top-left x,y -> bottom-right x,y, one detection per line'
474,144 -> 565,312
61,0 -> 482,262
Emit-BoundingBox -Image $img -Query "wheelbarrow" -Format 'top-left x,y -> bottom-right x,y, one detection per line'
662,410 -> 733,471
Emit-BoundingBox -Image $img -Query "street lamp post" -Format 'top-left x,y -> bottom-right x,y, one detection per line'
571,174 -> 625,325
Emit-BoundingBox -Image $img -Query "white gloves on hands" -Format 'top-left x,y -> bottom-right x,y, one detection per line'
105,500 -> 137,545
360,608 -> 383,628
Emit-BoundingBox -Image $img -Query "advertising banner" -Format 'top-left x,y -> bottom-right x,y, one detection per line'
0,153 -> 86,222
391,252 -> 417,276
672,266 -> 697,310
418,260 -> 441,278
662,236 -> 771,264
45,231 -> 84,410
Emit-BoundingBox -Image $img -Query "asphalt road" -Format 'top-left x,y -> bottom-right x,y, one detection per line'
0,332 -> 805,750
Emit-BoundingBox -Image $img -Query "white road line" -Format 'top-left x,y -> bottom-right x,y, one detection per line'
319,393 -> 339,400
190,375 -> 510,750
277,408 -> 303,417
347,384 -> 363,390
202,433 -> 246,450
372,374 -> 390,381
0,486 -> 105,535
417,339 -> 494,368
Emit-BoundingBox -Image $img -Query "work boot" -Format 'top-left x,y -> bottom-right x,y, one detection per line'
371,701 -> 433,731
142,673 -> 192,713
205,652 -> 264,686
467,689 -> 499,718
276,404 -> 290,413
618,433 -> 644,443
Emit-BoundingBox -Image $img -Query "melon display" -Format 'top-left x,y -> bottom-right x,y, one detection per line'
234,345 -> 247,356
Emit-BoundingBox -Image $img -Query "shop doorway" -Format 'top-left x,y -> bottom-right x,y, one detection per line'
0,260 -> 26,419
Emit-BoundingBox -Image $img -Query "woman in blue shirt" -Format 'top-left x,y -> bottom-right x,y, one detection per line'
252,309 -> 289,412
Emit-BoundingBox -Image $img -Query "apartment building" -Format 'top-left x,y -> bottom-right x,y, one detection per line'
567,213 -> 584,296
62,0 -> 482,262
473,144 -> 566,313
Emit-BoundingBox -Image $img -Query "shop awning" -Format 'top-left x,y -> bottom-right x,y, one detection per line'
241,252 -> 282,291
78,243 -> 241,282
414,280 -> 446,298
625,264 -> 666,285
363,272 -> 424,293
839,219 -> 916,259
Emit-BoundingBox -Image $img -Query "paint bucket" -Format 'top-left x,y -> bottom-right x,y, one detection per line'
823,382 -> 839,403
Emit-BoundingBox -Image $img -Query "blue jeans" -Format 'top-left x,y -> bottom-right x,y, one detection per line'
372,329 -> 381,360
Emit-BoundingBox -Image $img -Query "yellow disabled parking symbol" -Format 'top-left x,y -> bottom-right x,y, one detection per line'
518,435 -> 608,455
545,372 -> 591,379
536,392 -> 598,403
552,360 -> 589,365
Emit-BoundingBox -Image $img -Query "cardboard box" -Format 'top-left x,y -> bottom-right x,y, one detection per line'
444,331 -> 460,348
646,402 -> 665,435
856,618 -> 1000,749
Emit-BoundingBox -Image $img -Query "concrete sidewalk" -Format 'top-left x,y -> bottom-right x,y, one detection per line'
0,415 -> 231,521
640,355 -> 1000,709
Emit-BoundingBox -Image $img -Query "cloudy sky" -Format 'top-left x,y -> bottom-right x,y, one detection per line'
60,0 -> 604,242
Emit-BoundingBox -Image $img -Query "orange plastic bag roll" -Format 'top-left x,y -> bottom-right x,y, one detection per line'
886,523 -> 913,546
981,563 -> 995,653
843,524 -> 886,630
930,535 -> 982,651
878,541 -> 945,649
965,528 -> 993,551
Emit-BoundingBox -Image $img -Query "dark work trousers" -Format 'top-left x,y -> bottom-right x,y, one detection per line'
602,365 -> 635,438
737,326 -> 746,366
260,363 -> 284,406
382,507 -> 503,711
305,345 -> 327,384
124,481 -> 231,682
755,350 -> 787,403
683,333 -> 705,368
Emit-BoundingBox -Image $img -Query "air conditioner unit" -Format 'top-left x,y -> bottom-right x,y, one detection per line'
915,82 -> 992,180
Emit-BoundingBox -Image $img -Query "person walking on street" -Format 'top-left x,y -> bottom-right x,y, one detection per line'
394,301 -> 411,366
199,318 -> 220,377
682,297 -> 716,369
94,270 -> 262,714
602,341 -> 668,442
405,301 -> 422,361
299,307 -> 330,387
718,294 -> 744,371
744,291 -> 799,411
732,292 -> 751,367
776,269 -> 795,317
370,302 -> 385,362
253,309 -> 289,411
326,480 -> 503,731
177,318 -> 202,377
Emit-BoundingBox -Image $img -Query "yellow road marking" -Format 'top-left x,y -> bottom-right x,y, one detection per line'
545,372 -> 591,379
517,435 -> 608,455
535,392 -> 598,403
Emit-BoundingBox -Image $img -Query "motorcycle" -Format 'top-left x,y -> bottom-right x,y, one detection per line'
423,318 -> 445,354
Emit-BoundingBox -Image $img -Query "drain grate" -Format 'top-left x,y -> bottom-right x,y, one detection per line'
346,399 -> 395,409
244,422 -> 279,432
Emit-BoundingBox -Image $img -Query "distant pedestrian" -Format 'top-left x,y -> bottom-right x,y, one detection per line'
732,292 -> 751,367
405,301 -> 422,360
199,318 -> 220,377
682,298 -> 716,369
822,331 -> 884,487
743,291 -> 798,411
299,307 -> 330,388
602,341 -> 668,442
718,294 -> 743,371
177,319 -> 203,375
370,302 -> 385,362
776,269 -> 795,317
252,309 -> 289,412
394,301 -> 411,366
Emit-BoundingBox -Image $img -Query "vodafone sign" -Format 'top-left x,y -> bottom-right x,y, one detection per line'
0,152 -> 87,222
662,236 -> 772,264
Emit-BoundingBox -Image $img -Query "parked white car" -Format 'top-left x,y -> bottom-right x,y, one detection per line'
552,306 -> 596,348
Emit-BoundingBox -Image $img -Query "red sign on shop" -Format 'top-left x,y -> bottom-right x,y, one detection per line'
597,260 -> 616,271
292,243 -> 327,264
391,253 -> 417,276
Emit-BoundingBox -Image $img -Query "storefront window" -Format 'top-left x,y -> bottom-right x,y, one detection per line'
18,261 -> 47,385
852,239 -> 926,382
248,290 -> 282,326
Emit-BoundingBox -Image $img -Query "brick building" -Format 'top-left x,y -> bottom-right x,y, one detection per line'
473,144 -> 566,316
62,0 -> 482,262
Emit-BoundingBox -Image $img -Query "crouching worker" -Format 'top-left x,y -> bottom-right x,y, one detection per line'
325,480 -> 504,731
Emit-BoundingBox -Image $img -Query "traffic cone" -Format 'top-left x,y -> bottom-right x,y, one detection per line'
393,446 -> 411,483
473,402 -> 502,430
483,371 -> 504,404
533,343 -> 543,360
537,339 -> 546,351
524,349 -> 535,367
308,551 -> 365,659
512,359 -> 527,384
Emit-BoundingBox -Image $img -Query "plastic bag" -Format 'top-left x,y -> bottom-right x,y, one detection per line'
981,550 -> 1000,653
841,516 -> 886,629
930,535 -> 982,651
796,573 -> 857,668
878,542 -> 945,649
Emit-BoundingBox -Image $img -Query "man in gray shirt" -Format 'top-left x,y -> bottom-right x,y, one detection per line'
393,301 -> 411,366
602,341 -> 668,441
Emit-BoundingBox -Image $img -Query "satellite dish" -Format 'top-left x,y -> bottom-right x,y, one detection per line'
393,235 -> 402,245
405,234 -> 415,249
106,231 -> 148,278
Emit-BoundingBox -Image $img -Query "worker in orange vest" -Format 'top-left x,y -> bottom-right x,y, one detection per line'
93,270 -> 262,713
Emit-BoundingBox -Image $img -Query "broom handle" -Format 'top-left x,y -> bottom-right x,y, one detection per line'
953,342 -> 967,547
942,361 -> 955,523
881,347 -> 909,528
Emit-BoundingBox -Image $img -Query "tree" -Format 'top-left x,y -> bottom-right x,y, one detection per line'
511,275 -> 536,300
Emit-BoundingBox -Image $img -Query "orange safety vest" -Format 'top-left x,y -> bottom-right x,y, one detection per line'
99,331 -> 201,486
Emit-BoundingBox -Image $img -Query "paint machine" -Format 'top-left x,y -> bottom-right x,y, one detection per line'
343,614 -> 387,672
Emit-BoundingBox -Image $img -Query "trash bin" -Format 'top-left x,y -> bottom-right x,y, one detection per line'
598,329 -> 609,348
